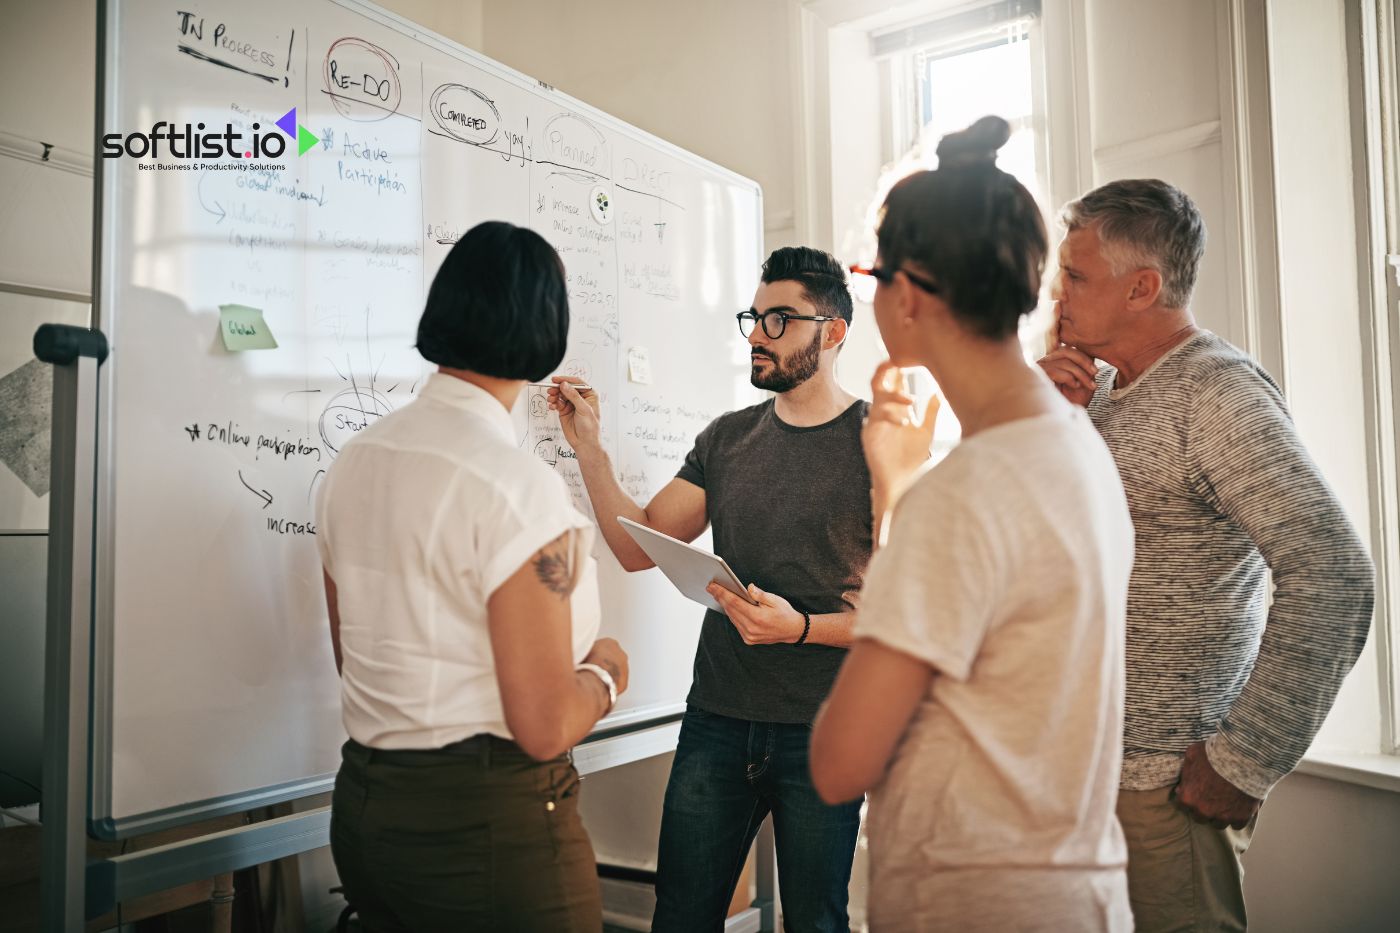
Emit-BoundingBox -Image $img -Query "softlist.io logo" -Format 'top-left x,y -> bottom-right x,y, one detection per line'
101,107 -> 320,160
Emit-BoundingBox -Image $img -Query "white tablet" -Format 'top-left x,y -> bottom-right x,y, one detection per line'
617,517 -> 759,613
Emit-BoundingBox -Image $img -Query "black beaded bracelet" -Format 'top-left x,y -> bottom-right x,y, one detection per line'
795,610 -> 811,646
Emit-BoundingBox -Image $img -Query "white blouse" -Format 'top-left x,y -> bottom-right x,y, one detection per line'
316,372 -> 600,749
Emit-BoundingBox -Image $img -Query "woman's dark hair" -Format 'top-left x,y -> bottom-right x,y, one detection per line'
415,221 -> 570,381
876,115 -> 1047,340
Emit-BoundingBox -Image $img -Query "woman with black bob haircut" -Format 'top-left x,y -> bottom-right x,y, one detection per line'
416,219 -> 571,379
316,220 -> 629,930
811,117 -> 1136,931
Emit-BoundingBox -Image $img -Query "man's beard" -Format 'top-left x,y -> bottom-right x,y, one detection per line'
750,328 -> 823,392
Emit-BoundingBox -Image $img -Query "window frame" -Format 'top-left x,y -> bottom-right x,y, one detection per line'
875,2 -> 1050,207
1351,0 -> 1400,755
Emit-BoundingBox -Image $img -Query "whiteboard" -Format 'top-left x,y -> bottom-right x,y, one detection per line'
92,0 -> 762,836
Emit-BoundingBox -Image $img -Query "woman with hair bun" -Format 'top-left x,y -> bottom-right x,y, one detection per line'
810,117 -> 1134,931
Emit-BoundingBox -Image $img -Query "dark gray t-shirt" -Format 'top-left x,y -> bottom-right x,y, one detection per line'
675,398 -> 873,723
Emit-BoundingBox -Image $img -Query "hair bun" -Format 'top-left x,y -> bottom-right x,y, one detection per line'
936,115 -> 1011,169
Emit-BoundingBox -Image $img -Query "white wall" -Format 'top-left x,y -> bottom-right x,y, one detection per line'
0,0 -> 95,296
378,0 -> 482,47
1082,0 -> 1243,346
1246,772 -> 1400,932
0,0 -> 95,154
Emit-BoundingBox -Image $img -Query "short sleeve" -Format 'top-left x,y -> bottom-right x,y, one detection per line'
466,465 -> 594,599
854,477 -> 1002,681
674,418 -> 717,489
313,464 -> 334,574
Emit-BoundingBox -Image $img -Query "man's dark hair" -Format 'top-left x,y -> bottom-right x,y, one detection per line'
415,221 -> 569,381
760,246 -> 854,324
877,116 -> 1047,340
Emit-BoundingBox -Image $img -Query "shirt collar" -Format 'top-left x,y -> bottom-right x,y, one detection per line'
1106,329 -> 1209,401
418,371 -> 517,443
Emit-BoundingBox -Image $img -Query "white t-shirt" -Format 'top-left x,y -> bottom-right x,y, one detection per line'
315,372 -> 600,749
856,406 -> 1133,932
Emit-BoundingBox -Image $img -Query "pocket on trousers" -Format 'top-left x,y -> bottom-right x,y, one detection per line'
536,763 -> 590,863
1123,789 -> 1193,850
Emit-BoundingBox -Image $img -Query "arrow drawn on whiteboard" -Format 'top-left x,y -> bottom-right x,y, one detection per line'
196,171 -> 226,223
238,470 -> 274,509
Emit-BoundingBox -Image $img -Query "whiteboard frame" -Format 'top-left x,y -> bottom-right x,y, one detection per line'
89,0 -> 763,839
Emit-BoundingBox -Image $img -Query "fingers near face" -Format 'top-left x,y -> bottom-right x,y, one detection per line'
870,360 -> 896,395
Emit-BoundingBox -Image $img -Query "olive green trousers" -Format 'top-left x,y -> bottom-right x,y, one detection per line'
330,736 -> 603,932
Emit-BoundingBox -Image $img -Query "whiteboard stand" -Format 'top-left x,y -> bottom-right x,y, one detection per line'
36,325 -> 107,932
85,720 -> 685,919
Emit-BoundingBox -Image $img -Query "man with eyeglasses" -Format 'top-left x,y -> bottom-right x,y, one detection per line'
549,246 -> 870,932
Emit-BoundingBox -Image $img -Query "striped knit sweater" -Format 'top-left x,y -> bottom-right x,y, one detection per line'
1086,330 -> 1373,799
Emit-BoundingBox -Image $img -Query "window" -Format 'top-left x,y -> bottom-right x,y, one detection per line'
859,0 -> 1050,451
1270,0 -> 1400,769
880,1 -> 1047,209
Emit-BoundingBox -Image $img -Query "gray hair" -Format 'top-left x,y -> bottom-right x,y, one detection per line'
1060,179 -> 1206,309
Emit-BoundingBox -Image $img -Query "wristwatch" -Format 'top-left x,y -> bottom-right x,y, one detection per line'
577,662 -> 618,709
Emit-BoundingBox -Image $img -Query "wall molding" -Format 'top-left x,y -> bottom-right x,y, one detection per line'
1040,0 -> 1092,205
1218,0 -> 1285,380
1298,751 -> 1400,794
1092,119 -> 1223,168
0,280 -> 90,304
0,129 -> 92,178
790,3 -> 835,251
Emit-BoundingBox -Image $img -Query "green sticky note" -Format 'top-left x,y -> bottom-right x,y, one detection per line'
219,304 -> 278,351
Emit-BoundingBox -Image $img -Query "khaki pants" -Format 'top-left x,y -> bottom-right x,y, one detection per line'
1116,786 -> 1256,932
330,736 -> 602,933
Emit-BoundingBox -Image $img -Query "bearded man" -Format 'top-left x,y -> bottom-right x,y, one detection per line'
550,246 -> 871,933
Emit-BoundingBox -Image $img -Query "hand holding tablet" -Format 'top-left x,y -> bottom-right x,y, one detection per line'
617,517 -> 760,613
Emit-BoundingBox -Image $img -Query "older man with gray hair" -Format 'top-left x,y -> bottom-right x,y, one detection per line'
1039,178 -> 1373,932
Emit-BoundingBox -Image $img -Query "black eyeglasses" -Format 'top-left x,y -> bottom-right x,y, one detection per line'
848,263 -> 942,296
736,309 -> 836,339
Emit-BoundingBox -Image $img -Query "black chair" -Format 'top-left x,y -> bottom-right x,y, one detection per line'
330,886 -> 358,932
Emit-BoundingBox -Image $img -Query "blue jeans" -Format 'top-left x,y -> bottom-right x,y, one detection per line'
652,707 -> 863,933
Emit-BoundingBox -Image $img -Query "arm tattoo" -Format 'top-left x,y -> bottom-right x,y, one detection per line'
533,533 -> 578,600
